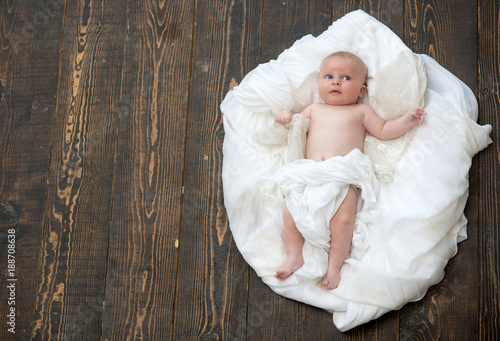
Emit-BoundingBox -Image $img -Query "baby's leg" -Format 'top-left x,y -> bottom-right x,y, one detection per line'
322,186 -> 357,290
275,206 -> 305,281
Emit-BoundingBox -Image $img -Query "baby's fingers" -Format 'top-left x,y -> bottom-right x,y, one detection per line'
275,110 -> 293,124
415,107 -> 427,124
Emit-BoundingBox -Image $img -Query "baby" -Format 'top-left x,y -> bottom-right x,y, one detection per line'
274,51 -> 426,290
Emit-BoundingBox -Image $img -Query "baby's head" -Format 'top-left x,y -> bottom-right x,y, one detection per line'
318,51 -> 368,106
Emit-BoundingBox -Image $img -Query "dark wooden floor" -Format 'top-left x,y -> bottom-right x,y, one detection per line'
0,0 -> 498,340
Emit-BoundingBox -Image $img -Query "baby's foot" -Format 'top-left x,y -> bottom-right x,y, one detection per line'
322,266 -> 341,290
275,256 -> 304,281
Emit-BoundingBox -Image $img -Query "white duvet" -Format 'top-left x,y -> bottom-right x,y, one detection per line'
220,10 -> 492,331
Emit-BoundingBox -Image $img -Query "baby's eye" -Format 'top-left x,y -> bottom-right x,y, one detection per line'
342,75 -> 351,81
326,75 -> 333,80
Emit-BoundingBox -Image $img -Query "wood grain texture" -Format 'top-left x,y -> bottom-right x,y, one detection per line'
31,0 -> 128,339
0,1 -> 64,340
332,0 -> 404,37
248,277 -> 325,340
260,0 -> 331,64
0,2 -> 4,29
401,1 -> 480,340
172,0 -> 261,339
100,0 -> 194,339
404,0 -> 477,87
478,0 -> 500,339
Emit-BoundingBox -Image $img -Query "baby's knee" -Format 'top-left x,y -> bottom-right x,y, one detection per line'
332,211 -> 355,227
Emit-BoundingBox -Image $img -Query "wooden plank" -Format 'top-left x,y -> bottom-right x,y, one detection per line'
0,1 -> 65,339
405,0 -> 477,87
478,0 -> 500,339
100,0 -> 200,339
0,1 -> 4,29
332,0 -> 404,37
260,0 -> 331,64
172,0 -> 261,339
99,0 -> 194,339
30,0 -> 128,339
401,1 -> 479,339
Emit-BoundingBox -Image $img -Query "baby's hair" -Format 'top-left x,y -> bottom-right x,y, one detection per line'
321,51 -> 368,84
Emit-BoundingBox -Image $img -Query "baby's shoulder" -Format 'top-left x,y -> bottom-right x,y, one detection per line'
308,102 -> 333,113
354,103 -> 373,111
307,102 -> 324,110
301,102 -> 327,118
353,103 -> 376,116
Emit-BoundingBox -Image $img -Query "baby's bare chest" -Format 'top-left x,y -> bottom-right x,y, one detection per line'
310,109 -> 363,133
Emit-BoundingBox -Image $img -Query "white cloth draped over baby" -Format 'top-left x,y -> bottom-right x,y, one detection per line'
220,10 -> 492,331
278,149 -> 379,252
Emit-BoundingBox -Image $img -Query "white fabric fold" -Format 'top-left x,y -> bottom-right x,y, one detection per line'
221,10 -> 492,331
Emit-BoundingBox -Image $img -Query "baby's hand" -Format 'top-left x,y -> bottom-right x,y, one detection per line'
404,107 -> 427,127
274,110 -> 294,125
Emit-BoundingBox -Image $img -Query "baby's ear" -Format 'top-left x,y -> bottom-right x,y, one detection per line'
358,84 -> 367,97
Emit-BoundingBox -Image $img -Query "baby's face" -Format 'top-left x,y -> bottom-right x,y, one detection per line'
318,56 -> 367,106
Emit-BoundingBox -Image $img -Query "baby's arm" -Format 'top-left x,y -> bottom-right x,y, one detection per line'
363,106 -> 426,140
274,105 -> 314,125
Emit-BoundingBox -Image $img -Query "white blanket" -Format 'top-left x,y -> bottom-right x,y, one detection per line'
221,10 -> 492,331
